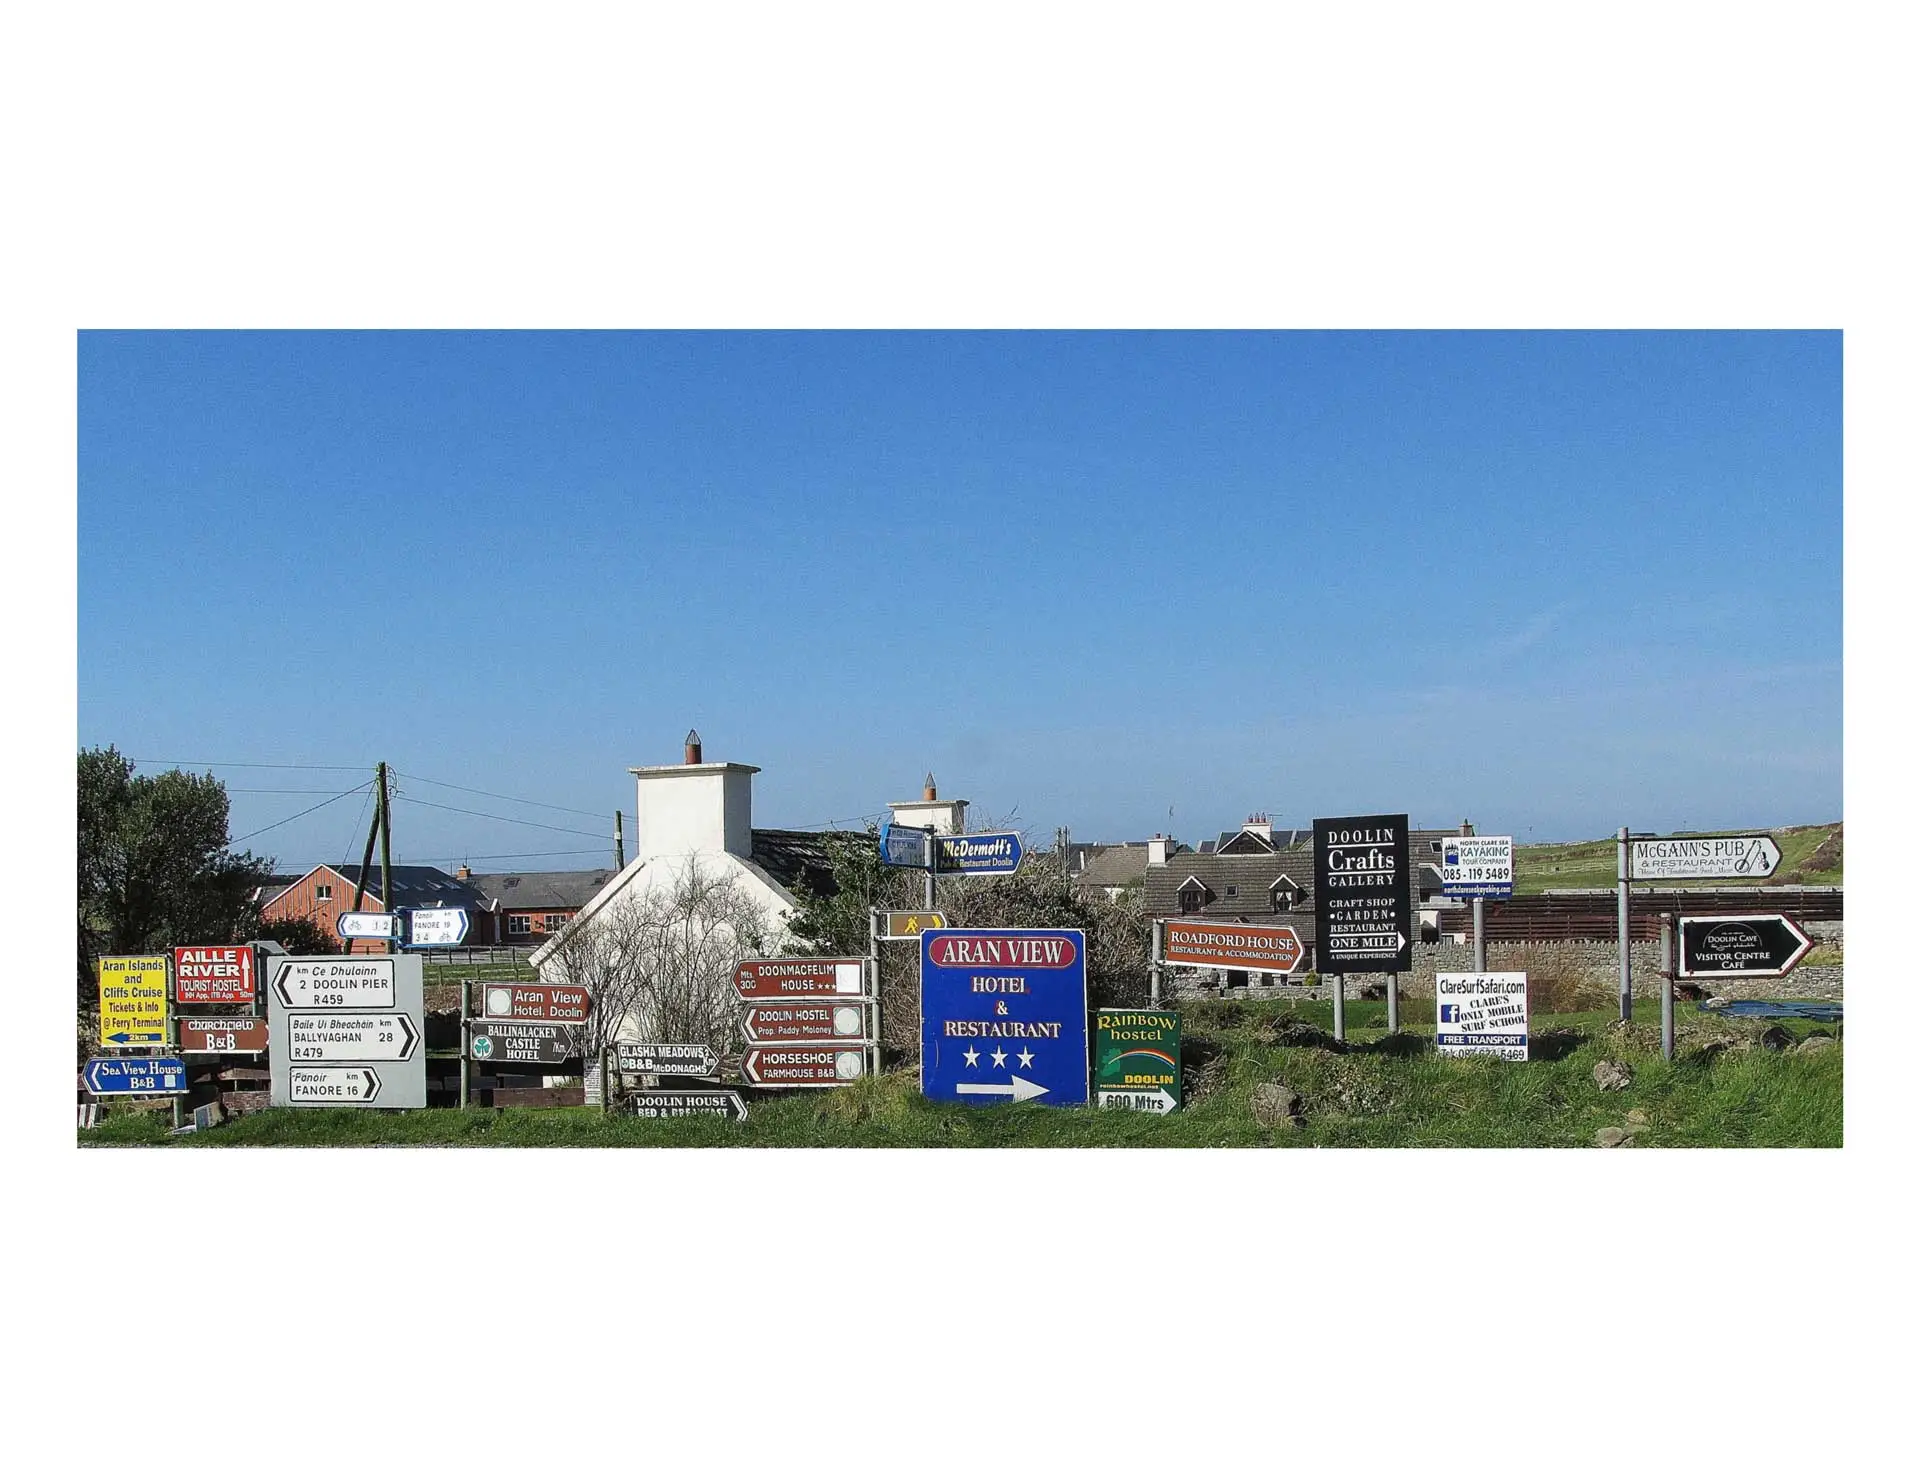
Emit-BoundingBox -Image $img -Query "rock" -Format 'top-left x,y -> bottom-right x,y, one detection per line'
1625,1108 -> 1650,1127
1273,1020 -> 1343,1052
1251,1082 -> 1303,1129
1594,1126 -> 1634,1147
1703,996 -> 1733,1010
1759,1025 -> 1795,1052
1592,1059 -> 1634,1092
1796,1033 -> 1838,1055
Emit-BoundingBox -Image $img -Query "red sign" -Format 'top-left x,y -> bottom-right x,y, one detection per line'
740,1000 -> 872,1044
179,1016 -> 270,1053
174,946 -> 255,1005
1160,920 -> 1303,974
925,933 -> 1078,970
742,1045 -> 867,1087
480,983 -> 590,1022
732,958 -> 867,1000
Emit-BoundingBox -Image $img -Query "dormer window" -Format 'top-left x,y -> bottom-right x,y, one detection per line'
1177,875 -> 1210,914
1269,874 -> 1301,912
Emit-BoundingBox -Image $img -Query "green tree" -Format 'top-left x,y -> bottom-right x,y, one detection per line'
77,746 -> 276,1011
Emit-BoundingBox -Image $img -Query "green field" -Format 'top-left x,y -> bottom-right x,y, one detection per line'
1515,822 -> 1842,892
78,998 -> 1840,1149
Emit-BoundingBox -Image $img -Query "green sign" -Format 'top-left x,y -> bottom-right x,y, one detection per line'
1093,1008 -> 1181,1114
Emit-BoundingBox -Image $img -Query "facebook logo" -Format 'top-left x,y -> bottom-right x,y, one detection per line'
1440,1004 -> 1460,1023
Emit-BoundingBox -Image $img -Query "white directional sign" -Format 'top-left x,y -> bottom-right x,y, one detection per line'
270,955 -> 425,1109
1097,1087 -> 1177,1115
1630,835 -> 1781,881
272,958 -> 395,1010
955,1075 -> 1049,1103
336,911 -> 402,940
405,907 -> 470,947
285,1013 -> 418,1062
288,1066 -> 384,1103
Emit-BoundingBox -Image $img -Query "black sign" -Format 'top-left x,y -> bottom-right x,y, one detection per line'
1313,813 -> 1413,972
467,1020 -> 582,1065
612,1042 -> 720,1077
1677,914 -> 1813,979
624,1089 -> 748,1123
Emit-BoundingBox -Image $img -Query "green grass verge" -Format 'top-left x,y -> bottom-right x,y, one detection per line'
77,999 -> 1840,1149
1514,822 -> 1841,893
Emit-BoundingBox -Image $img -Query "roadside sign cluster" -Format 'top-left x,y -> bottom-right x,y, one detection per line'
878,826 -> 1026,877
335,906 -> 472,947
1313,814 -> 1413,972
1436,972 -> 1530,1060
920,928 -> 1088,1106
1440,835 -> 1514,899
268,955 -> 426,1108
734,957 -> 872,1087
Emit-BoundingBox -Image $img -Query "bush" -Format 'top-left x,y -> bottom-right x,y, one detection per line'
1509,943 -> 1612,1014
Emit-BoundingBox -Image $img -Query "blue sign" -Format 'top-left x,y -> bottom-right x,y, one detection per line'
402,907 -> 471,948
84,1057 -> 188,1095
879,824 -> 932,869
920,928 -> 1088,1106
933,831 -> 1024,876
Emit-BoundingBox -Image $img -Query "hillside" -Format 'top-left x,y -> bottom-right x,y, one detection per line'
1514,822 -> 1841,893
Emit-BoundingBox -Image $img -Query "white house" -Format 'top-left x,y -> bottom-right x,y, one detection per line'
529,730 -> 827,983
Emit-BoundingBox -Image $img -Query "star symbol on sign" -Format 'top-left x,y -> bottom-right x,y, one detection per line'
962,1047 -> 979,1068
991,1048 -> 1007,1068
1017,1048 -> 1034,1068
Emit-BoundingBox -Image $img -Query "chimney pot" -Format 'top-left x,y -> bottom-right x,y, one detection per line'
685,729 -> 703,764
456,864 -> 470,880
923,771 -> 937,801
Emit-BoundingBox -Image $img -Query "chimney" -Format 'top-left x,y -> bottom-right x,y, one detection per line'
685,728 -> 703,764
1243,813 -> 1272,842
456,864 -> 471,881
630,739 -> 759,862
1147,834 -> 1172,868
924,772 -> 938,801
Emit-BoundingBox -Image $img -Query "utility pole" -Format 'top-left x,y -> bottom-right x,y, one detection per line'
351,764 -> 382,913
614,810 -> 626,870
377,762 -> 394,955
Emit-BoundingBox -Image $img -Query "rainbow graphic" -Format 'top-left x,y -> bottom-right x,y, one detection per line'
1108,1048 -> 1178,1071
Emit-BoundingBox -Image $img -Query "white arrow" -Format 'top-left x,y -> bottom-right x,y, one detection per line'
956,1075 -> 1049,1103
1099,1087 -> 1177,1115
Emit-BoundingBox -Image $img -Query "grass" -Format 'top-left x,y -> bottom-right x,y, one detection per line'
1514,822 -> 1842,893
77,998 -> 1840,1149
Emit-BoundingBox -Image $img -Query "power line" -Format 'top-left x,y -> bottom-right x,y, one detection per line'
231,782 -> 374,846
391,769 -> 606,819
340,781 -> 376,871
396,848 -> 611,864
131,759 -> 370,772
391,794 -> 608,838
230,787 -> 365,794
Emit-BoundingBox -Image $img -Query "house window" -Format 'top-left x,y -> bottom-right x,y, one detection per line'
1179,885 -> 1205,914
1271,888 -> 1294,912
507,915 -> 532,936
315,884 -> 332,901
1225,885 -> 1237,897
543,914 -> 569,932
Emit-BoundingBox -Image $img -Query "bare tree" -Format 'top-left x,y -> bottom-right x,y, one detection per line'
540,856 -> 777,1060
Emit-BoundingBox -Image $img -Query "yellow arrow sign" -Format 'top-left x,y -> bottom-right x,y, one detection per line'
881,911 -> 947,940
99,954 -> 170,1046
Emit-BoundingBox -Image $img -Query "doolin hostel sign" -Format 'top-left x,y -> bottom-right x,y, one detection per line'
1313,814 -> 1413,973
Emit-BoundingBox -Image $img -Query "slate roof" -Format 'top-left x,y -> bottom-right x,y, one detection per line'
467,869 -> 617,912
1141,830 -> 1454,928
1075,844 -> 1149,891
328,864 -> 495,912
750,829 -> 868,898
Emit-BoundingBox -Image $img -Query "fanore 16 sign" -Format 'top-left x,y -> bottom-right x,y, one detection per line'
174,946 -> 255,1005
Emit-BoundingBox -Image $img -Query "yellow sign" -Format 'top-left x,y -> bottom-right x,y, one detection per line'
98,955 -> 170,1046
882,912 -> 947,940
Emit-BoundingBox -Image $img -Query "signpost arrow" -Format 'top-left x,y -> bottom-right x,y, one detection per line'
955,1075 -> 1049,1103
336,911 -> 401,941
404,907 -> 471,948
733,958 -> 868,1000
933,831 -> 1024,876
612,1042 -> 721,1076
480,983 -> 591,1022
272,958 -> 396,1010
741,1046 -> 866,1087
740,1000 -> 872,1044
879,823 -> 934,869
879,910 -> 947,940
624,1089 -> 749,1122
1677,914 -> 1814,978
285,1013 -> 418,1062
467,1021 -> 582,1066
83,1057 -> 188,1095
104,1030 -> 165,1044
287,1066 -> 382,1103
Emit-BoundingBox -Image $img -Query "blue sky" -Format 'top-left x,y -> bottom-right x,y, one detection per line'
77,331 -> 1841,869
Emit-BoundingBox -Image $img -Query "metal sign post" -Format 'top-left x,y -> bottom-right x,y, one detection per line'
1616,827 -> 1632,1022
1660,914 -> 1675,1062
1148,919 -> 1165,1007
1332,975 -> 1345,1043
1473,899 -> 1486,971
1387,973 -> 1399,1033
